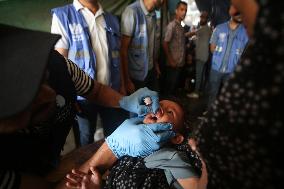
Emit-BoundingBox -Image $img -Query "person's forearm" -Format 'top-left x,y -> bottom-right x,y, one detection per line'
79,142 -> 118,174
85,81 -> 123,108
120,47 -> 130,83
120,58 -> 126,90
55,48 -> 68,58
120,35 -> 132,84
197,163 -> 208,189
177,177 -> 199,189
185,31 -> 196,37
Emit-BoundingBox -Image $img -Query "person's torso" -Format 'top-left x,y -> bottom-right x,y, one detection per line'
78,4 -> 109,85
51,4 -> 121,90
195,25 -> 211,62
127,1 -> 157,81
212,22 -> 248,73
219,27 -> 239,72
167,20 -> 186,67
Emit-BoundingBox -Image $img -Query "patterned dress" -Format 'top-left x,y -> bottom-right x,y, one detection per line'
195,1 -> 284,188
105,133 -> 203,189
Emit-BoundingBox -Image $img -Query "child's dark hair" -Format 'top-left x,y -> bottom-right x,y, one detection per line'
159,95 -> 195,136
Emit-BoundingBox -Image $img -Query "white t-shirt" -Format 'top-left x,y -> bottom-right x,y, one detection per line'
51,0 -> 110,85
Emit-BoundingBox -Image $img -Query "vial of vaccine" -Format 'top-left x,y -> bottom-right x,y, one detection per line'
144,97 -> 153,113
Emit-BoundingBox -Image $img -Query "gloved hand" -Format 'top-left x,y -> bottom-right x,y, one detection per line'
119,87 -> 159,116
105,117 -> 175,158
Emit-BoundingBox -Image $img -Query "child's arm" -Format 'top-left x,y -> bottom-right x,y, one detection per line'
55,142 -> 115,189
78,142 -> 118,174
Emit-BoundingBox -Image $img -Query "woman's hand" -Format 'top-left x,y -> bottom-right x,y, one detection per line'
106,117 -> 175,158
188,138 -> 208,189
119,87 -> 160,116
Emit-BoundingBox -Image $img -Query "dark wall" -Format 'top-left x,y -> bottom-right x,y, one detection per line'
210,0 -> 230,26
0,0 -> 132,32
0,0 -> 230,32
0,0 -> 69,32
195,0 -> 230,26
195,0 -> 211,12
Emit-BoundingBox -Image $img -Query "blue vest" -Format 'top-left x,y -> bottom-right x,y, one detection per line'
51,5 -> 121,91
211,22 -> 248,73
127,1 -> 155,81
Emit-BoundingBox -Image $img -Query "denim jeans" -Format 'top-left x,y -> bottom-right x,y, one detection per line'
207,69 -> 231,109
76,100 -> 128,146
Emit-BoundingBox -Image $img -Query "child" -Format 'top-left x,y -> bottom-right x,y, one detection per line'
64,100 -> 207,189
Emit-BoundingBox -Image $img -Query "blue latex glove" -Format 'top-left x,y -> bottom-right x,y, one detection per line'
105,117 -> 175,158
119,87 -> 159,116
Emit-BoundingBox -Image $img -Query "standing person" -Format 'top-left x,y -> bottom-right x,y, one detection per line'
162,1 -> 188,96
51,0 -> 127,146
120,0 -> 163,95
207,4 -> 248,109
186,11 -> 212,99
193,0 -> 284,188
0,25 -> 175,189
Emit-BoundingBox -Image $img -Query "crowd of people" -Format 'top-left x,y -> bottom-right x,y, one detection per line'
0,0 -> 283,188
51,0 -> 250,137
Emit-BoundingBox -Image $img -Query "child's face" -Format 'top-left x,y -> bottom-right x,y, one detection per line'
143,100 -> 184,133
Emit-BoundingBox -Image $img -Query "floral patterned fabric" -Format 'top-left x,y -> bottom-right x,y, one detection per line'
105,134 -> 203,189
105,156 -> 169,189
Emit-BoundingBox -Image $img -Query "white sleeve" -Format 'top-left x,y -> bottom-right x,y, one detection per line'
121,7 -> 136,37
51,14 -> 69,50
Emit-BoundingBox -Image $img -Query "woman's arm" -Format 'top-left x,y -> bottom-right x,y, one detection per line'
178,139 -> 208,189
63,56 -> 123,108
177,159 -> 208,189
197,160 -> 208,189
84,81 -> 122,108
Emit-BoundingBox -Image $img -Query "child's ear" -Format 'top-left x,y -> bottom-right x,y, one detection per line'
170,133 -> 184,144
